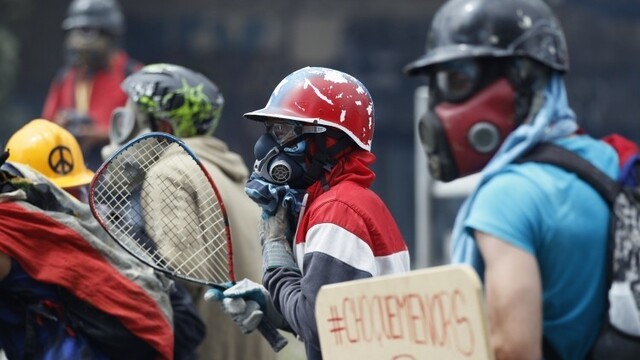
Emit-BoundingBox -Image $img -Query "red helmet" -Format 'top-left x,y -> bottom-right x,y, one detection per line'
244,67 -> 375,151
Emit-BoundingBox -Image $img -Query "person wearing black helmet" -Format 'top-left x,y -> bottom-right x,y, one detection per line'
42,0 -> 142,172
406,0 -> 619,358
115,63 -> 279,360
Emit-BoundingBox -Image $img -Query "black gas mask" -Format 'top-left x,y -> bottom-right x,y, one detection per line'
253,133 -> 309,188
253,118 -> 338,189
252,118 -> 359,189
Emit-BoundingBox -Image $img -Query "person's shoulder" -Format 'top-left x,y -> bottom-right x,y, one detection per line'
479,162 -> 555,208
185,136 -> 251,182
313,181 -> 385,217
112,50 -> 144,75
325,180 -> 373,200
483,167 -> 545,195
555,135 -> 619,178
485,136 -> 618,199
500,159 -> 553,184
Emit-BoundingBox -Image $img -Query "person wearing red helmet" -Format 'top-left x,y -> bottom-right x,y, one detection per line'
206,66 -> 410,359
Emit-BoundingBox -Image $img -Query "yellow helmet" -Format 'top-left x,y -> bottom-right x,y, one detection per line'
5,119 -> 95,189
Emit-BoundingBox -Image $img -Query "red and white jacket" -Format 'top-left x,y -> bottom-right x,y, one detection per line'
263,150 -> 410,360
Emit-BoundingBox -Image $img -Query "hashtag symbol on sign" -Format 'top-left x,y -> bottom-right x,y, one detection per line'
327,306 -> 345,345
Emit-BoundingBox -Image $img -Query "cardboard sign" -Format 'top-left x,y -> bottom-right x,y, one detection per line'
315,264 -> 494,360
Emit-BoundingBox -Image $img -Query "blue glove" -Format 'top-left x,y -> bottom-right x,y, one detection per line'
204,279 -> 287,334
244,175 -> 304,218
245,176 -> 289,216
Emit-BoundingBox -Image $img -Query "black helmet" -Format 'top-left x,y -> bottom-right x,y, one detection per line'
122,63 -> 225,138
62,0 -> 124,36
405,0 -> 568,76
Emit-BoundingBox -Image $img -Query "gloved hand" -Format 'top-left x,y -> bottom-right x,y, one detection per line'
203,279 -> 287,334
261,203 -> 300,273
245,175 -> 303,218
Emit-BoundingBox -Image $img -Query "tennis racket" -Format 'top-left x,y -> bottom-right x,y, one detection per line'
89,132 -> 288,352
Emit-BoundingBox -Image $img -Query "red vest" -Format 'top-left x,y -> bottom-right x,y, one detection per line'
42,50 -> 142,131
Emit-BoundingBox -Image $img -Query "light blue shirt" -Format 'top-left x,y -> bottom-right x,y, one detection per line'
460,135 -> 619,359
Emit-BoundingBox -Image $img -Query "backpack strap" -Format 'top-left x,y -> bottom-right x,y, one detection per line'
515,143 -> 620,205
517,143 -> 621,360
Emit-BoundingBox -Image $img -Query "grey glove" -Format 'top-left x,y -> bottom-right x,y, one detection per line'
261,204 -> 300,273
244,175 -> 304,273
204,278 -> 287,334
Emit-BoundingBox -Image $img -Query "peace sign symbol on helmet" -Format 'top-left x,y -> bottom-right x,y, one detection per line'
48,145 -> 75,175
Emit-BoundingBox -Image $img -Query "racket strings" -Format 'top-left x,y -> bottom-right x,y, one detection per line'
92,136 -> 232,285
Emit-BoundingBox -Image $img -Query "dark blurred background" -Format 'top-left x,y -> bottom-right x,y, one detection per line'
1,0 -> 639,267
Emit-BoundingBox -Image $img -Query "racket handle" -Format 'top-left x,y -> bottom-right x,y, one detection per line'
258,318 -> 288,352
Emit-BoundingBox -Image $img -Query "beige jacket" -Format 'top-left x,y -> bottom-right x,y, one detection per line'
142,136 -> 275,360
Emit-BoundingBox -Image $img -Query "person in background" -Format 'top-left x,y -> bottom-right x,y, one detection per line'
4,119 -> 205,360
404,0 -> 618,358
42,0 -> 142,171
4,119 -> 94,202
0,121 -> 174,360
114,63 -> 277,360
208,66 -> 411,360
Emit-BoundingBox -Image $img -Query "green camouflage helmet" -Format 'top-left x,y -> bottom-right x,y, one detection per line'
122,63 -> 224,137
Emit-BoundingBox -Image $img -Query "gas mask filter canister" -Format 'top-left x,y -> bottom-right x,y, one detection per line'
252,133 -> 306,185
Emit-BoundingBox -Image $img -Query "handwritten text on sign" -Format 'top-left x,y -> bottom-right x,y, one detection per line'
315,265 -> 493,360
